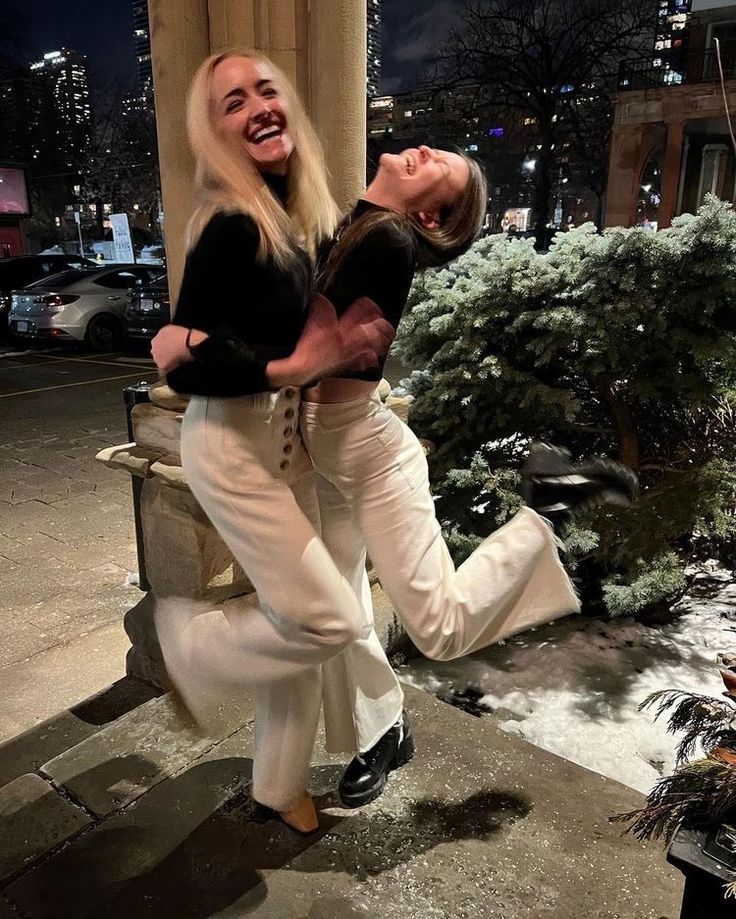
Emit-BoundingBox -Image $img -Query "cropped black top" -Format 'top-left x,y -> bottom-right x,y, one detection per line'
318,199 -> 417,382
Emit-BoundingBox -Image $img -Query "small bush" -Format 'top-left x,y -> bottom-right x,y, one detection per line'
397,198 -> 736,617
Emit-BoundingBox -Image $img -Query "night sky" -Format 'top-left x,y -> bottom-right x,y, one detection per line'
4,0 -> 136,95
4,0 -> 467,96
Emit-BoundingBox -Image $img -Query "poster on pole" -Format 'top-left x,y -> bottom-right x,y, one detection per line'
110,213 -> 136,263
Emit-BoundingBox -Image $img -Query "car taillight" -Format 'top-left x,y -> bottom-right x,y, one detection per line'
39,295 -> 80,306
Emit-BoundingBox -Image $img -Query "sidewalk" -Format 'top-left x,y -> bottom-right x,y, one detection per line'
0,355 -> 685,916
0,683 -> 682,918
0,353 -> 156,740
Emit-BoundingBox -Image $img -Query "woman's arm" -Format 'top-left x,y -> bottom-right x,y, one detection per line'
152,295 -> 394,391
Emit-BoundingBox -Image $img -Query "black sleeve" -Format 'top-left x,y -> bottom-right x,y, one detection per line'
165,213 -> 279,396
165,332 -> 277,396
325,223 -> 417,331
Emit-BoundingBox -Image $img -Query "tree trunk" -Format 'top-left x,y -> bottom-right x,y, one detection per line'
601,381 -> 639,471
94,197 -> 104,235
594,191 -> 604,232
533,141 -> 554,249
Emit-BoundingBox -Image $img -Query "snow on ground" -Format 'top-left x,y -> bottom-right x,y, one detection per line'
400,566 -> 736,795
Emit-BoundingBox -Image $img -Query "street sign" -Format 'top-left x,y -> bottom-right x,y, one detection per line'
110,213 -> 136,263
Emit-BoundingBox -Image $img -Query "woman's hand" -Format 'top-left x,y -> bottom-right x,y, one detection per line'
266,295 -> 395,388
151,324 -> 208,374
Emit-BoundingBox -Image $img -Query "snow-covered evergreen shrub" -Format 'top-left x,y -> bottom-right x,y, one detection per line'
396,198 -> 736,617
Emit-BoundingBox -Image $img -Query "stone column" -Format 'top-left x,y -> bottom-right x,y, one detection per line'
658,121 -> 686,229
148,0 -> 210,301
604,122 -> 644,229
207,0 -> 310,97
309,0 -> 367,208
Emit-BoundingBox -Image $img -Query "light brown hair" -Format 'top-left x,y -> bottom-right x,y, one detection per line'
319,153 -> 487,290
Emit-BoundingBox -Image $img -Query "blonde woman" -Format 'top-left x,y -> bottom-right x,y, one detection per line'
151,49 -> 395,833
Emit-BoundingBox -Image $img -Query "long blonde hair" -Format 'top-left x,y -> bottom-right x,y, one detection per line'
185,48 -> 340,263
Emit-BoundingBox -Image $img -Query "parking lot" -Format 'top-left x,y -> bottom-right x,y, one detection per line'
0,342 -> 158,741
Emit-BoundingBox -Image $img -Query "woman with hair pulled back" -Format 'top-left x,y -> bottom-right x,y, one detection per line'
155,51 -> 636,824
151,48 -> 395,833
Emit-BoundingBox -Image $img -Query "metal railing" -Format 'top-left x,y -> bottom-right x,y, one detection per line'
618,43 -> 736,92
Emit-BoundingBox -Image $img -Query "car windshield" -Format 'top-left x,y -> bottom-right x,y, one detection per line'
24,269 -> 92,290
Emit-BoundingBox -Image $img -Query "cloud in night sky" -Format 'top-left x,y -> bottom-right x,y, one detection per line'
381,0 -> 467,93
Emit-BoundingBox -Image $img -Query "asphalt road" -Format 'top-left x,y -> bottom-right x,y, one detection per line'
0,340 -> 158,402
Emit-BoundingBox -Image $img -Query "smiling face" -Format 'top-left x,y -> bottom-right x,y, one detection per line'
376,146 -> 470,221
210,56 -> 294,174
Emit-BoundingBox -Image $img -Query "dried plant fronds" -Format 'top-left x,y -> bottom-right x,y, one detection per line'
639,690 -> 736,764
614,753 -> 736,842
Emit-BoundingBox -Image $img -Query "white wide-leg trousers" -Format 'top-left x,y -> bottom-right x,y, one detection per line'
155,390 -> 375,810
300,393 -> 581,663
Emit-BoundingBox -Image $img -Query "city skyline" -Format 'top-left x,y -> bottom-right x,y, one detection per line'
3,0 -> 464,97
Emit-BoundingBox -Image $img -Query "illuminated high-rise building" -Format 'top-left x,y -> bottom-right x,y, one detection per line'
29,49 -> 91,167
132,0 -> 153,96
367,0 -> 382,96
654,1 -> 693,77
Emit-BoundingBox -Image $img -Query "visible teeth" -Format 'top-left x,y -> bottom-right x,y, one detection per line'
252,126 -> 281,143
405,155 -> 415,175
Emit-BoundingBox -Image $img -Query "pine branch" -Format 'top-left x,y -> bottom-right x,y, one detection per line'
614,753 -> 736,842
640,690 -> 736,764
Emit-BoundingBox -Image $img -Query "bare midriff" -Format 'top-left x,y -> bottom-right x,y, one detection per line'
303,378 -> 377,403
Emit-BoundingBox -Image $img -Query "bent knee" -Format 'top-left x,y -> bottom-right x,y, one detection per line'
314,611 -> 366,650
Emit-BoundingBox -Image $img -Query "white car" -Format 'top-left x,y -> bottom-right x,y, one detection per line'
9,264 -> 160,350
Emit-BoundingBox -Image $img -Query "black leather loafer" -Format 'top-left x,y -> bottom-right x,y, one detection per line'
522,442 -> 638,528
338,711 -> 414,808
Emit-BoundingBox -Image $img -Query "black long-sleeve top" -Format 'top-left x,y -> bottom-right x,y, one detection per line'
319,199 -> 417,381
166,193 -> 416,395
166,205 -> 311,396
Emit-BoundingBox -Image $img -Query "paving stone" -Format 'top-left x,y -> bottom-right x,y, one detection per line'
0,620 -> 67,671
0,774 -> 92,883
0,678 -> 162,788
0,535 -> 23,563
41,692 -> 254,818
6,750 -> 255,917
5,687 -> 682,919
0,713 -> 99,788
0,621 -> 130,742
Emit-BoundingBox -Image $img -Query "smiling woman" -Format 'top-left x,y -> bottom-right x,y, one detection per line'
148,48 -> 398,835
212,58 -> 294,171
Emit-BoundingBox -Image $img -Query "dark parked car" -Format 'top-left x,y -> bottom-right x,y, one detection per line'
125,273 -> 170,341
0,254 -> 98,337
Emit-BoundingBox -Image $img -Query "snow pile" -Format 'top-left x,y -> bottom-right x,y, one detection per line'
400,568 -> 736,794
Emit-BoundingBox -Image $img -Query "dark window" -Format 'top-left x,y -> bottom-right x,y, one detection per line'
94,269 -> 152,289
26,270 -> 91,290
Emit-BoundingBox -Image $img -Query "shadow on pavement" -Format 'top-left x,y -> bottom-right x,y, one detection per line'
6,752 -> 531,919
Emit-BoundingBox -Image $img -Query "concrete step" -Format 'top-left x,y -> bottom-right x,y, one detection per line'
39,689 -> 254,819
1,684 -> 683,918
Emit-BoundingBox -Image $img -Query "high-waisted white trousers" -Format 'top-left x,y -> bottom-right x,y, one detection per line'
156,389 -> 580,810
300,393 -> 580,661
154,389 -> 400,811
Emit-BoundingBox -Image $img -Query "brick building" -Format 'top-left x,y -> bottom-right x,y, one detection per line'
606,0 -> 736,229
